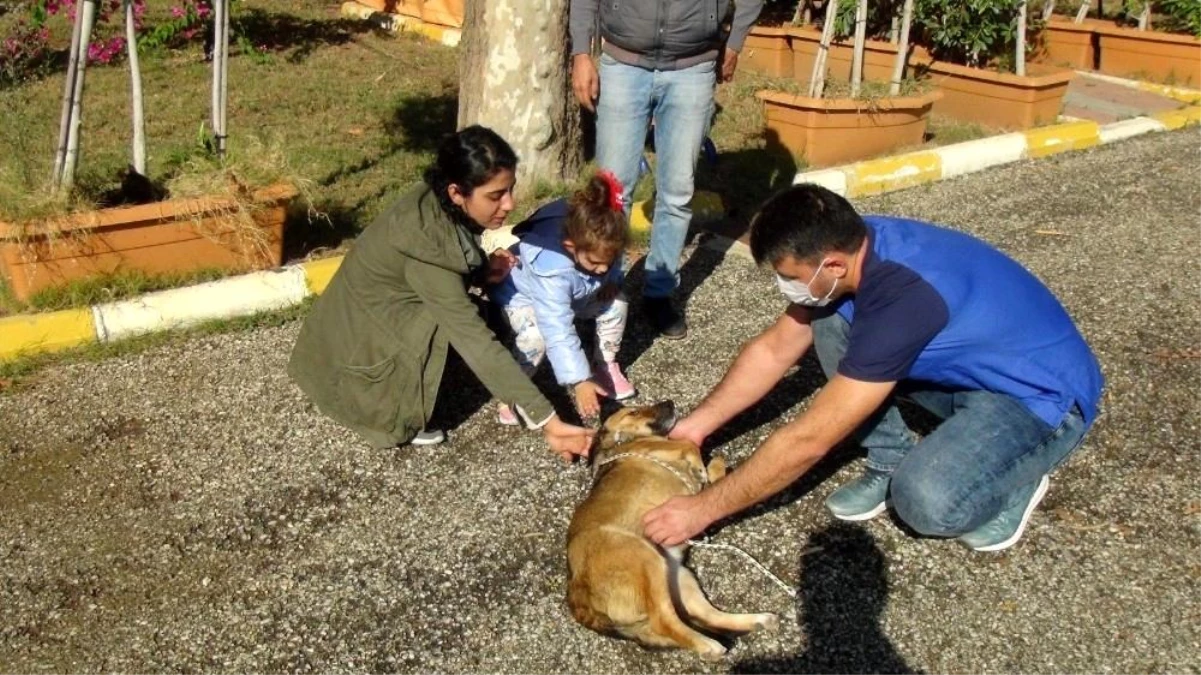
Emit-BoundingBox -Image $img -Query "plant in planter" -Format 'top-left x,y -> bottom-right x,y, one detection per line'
1095,0 -> 1201,85
912,0 -> 1074,129
787,0 -> 928,85
757,0 -> 942,168
0,0 -> 303,304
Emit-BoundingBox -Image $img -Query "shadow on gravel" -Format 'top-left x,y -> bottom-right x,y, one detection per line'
734,522 -> 920,674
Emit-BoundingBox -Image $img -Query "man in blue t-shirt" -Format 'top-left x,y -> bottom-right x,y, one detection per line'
642,184 -> 1103,552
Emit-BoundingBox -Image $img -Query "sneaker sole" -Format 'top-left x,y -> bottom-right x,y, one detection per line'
612,388 -> 638,402
410,433 -> 446,446
970,475 -> 1050,552
830,500 -> 888,522
496,415 -> 520,427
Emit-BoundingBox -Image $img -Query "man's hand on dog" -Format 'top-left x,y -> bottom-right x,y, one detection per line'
643,494 -> 713,547
668,415 -> 708,448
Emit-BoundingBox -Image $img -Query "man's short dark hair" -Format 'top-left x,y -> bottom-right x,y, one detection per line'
748,184 -> 868,266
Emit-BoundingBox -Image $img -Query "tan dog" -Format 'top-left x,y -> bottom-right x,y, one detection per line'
565,401 -> 778,660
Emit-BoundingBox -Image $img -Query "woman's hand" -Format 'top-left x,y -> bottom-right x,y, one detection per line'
543,415 -> 594,462
573,380 -> 603,420
486,248 -> 519,285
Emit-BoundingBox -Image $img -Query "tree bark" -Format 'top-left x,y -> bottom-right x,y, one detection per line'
458,0 -> 582,199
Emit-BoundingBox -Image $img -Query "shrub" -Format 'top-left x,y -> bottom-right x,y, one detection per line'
1154,0 -> 1201,36
912,0 -> 1045,69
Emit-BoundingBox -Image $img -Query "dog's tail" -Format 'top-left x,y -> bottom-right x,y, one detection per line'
567,578 -> 619,636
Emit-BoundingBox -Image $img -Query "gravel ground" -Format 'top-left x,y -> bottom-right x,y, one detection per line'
1,130 -> 1198,674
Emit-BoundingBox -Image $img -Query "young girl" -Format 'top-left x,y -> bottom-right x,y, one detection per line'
489,171 -> 636,424
287,126 -> 592,460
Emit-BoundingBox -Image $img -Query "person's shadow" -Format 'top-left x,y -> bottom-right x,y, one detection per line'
734,522 -> 920,674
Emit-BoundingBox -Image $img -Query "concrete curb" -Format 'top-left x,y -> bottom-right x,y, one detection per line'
2,96 -> 1197,364
794,106 -> 1200,198
338,1 -> 461,46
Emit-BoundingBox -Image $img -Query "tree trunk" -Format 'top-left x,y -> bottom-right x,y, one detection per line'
457,0 -> 582,199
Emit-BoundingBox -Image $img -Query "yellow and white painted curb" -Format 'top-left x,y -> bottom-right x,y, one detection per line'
1076,71 -> 1201,105
0,262 -> 335,363
796,107 -> 1201,199
339,1 -> 461,47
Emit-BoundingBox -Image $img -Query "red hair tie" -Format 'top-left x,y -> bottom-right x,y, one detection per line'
597,170 -> 625,212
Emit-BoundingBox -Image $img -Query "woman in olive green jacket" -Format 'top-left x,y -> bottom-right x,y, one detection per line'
288,126 -> 593,459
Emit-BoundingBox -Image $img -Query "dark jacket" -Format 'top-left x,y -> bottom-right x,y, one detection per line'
288,183 -> 555,448
570,0 -> 765,71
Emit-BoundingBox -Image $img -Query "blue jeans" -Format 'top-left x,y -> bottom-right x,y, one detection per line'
811,311 -> 1089,537
595,54 -> 716,298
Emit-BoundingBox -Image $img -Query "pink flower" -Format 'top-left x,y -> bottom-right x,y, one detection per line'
170,5 -> 185,17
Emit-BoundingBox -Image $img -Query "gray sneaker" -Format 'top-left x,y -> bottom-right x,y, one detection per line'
410,429 -> 446,446
825,468 -> 891,521
958,475 -> 1050,552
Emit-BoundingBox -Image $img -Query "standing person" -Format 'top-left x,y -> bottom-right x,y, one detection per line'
569,0 -> 765,340
288,126 -> 593,461
642,184 -> 1104,552
489,170 -> 636,425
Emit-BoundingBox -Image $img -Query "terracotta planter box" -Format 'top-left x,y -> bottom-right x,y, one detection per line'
924,61 -> 1075,129
1095,24 -> 1201,87
757,89 -> 941,168
789,26 -> 931,88
354,0 -> 423,19
0,184 -> 296,303
1039,16 -> 1104,69
742,26 -> 794,78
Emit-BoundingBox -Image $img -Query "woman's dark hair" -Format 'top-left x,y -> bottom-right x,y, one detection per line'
748,184 -> 868,266
565,172 -> 629,259
424,125 -> 518,227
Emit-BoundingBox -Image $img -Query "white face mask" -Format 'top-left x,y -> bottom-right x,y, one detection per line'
776,259 -> 837,307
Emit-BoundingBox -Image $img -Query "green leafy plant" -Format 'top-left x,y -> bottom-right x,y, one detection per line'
1155,0 -> 1201,36
912,0 -> 1045,68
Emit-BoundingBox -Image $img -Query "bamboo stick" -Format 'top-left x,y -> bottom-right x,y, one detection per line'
809,0 -> 839,98
1016,0 -> 1027,77
1074,0 -> 1090,23
53,0 -> 87,188
890,0 -> 914,95
125,0 -> 146,174
218,0 -> 230,156
851,0 -> 868,98
62,0 -> 99,191
211,0 -> 225,147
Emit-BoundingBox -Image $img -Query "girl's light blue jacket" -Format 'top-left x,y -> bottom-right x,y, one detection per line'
489,199 -> 624,385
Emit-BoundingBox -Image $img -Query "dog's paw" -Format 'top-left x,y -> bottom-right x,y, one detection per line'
706,456 -> 728,482
697,639 -> 728,662
754,613 -> 780,632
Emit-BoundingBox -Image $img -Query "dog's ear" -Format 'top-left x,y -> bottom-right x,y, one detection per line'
598,398 -> 624,423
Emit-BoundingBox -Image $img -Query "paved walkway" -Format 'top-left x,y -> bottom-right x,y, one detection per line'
0,131 -> 1198,673
1063,72 -> 1185,123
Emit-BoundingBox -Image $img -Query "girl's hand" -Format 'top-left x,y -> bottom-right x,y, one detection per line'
543,415 -> 594,462
486,249 -> 518,285
574,380 -> 603,420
